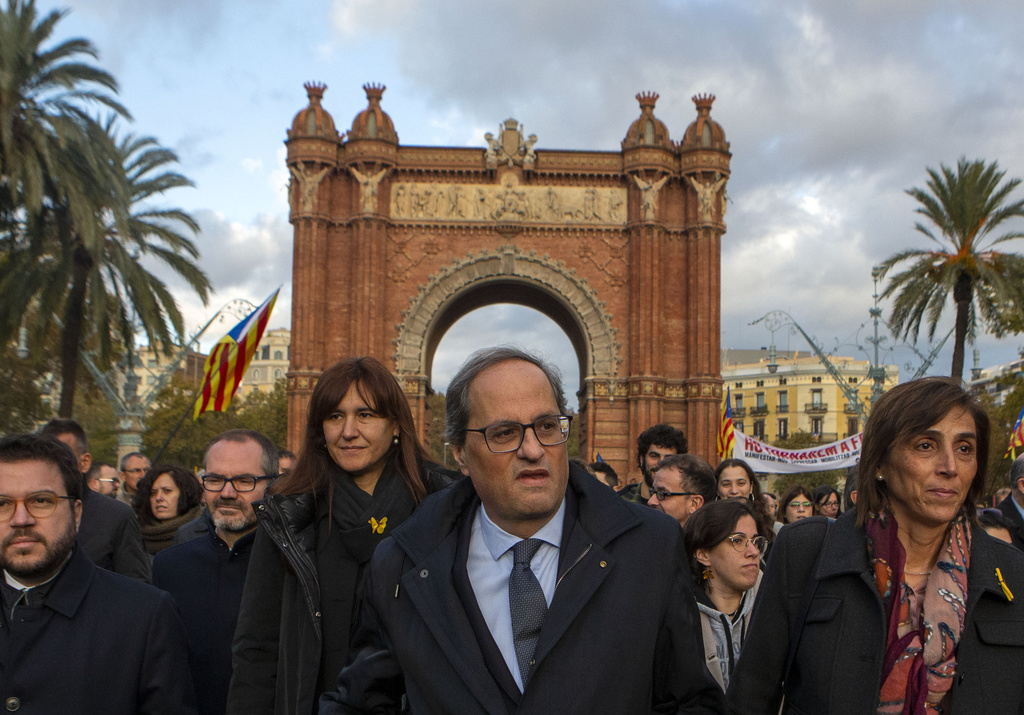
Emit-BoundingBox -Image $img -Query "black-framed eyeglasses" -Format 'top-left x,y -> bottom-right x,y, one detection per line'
723,533 -> 768,554
651,488 -> 700,501
464,415 -> 572,454
0,492 -> 76,521
201,475 -> 275,492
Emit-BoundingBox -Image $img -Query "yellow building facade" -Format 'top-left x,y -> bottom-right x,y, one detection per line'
237,328 -> 290,400
721,349 -> 898,444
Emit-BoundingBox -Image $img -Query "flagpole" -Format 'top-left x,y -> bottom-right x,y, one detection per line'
151,387 -> 207,463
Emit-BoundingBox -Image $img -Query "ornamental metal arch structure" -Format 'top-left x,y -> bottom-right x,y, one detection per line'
285,83 -> 731,479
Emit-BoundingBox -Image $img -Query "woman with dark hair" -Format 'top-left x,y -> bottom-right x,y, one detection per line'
228,356 -> 453,714
812,484 -> 841,519
777,484 -> 813,525
683,498 -> 768,692
133,464 -> 203,555
715,458 -> 775,540
728,377 -> 1024,713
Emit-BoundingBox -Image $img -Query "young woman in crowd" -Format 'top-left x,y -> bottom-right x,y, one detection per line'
812,484 -> 841,519
683,498 -> 768,691
133,464 -> 203,555
728,377 -> 1024,712
777,484 -> 813,525
715,458 -> 775,540
227,357 -> 453,714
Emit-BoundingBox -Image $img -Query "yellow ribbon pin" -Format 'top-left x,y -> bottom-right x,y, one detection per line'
997,567 -> 1014,602
369,517 -> 388,534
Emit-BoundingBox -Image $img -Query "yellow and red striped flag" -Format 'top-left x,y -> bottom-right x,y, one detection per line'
718,387 -> 736,460
194,288 -> 280,419
1006,401 -> 1024,460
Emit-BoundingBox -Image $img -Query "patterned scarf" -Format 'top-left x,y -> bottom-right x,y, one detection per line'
865,511 -> 970,715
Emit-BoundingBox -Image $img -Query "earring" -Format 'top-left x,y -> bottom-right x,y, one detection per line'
876,474 -> 884,482
392,435 -> 399,445
702,568 -> 714,582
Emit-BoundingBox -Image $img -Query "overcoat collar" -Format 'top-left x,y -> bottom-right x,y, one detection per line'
36,546 -> 94,619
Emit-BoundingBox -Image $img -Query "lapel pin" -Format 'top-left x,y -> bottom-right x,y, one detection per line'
996,567 -> 1014,601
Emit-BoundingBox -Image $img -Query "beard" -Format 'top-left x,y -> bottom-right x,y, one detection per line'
209,498 -> 258,534
0,519 -> 77,583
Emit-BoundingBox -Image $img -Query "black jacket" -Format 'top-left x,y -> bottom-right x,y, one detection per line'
319,464 -> 725,714
997,495 -> 1024,551
226,464 -> 453,715
77,484 -> 151,582
0,546 -> 195,713
153,522 -> 256,715
727,512 -> 1024,714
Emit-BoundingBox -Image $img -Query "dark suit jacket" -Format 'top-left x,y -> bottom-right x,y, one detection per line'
728,513 -> 1024,714
319,464 -> 724,714
154,524 -> 255,715
997,495 -> 1024,551
77,484 -> 151,582
0,546 -> 196,714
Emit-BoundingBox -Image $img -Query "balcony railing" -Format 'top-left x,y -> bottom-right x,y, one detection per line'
776,404 -> 789,414
750,406 -> 770,417
844,402 -> 859,414
805,402 -> 828,414
731,407 -> 746,417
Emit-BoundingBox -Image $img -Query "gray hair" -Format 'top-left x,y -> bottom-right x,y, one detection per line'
204,429 -> 279,476
119,452 -> 149,471
1011,455 -> 1024,489
444,346 -> 568,448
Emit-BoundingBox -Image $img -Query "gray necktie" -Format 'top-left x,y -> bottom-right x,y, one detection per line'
509,538 -> 547,687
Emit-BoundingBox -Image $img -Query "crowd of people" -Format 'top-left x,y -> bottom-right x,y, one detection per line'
2,350 -> 1024,713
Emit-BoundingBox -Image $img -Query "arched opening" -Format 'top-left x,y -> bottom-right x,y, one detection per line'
431,303 -> 581,408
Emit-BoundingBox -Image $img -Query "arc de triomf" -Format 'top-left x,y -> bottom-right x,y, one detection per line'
284,83 -> 730,481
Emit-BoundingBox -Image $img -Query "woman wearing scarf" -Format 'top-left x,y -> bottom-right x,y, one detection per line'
227,357 -> 452,714
728,377 -> 1024,714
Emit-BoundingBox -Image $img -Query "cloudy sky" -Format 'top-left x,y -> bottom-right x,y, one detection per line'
41,0 -> 1024,399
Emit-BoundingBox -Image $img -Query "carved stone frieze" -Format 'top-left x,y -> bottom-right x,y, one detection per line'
389,173 -> 626,226
393,246 -> 621,380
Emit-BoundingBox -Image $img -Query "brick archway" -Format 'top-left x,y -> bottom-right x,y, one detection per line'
285,84 -> 730,479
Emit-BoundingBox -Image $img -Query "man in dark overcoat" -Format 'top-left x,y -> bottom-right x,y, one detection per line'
997,455 -> 1024,550
319,347 -> 723,714
0,433 -> 195,714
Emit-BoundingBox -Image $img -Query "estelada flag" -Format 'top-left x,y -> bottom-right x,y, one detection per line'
718,387 -> 736,460
1006,401 -> 1024,460
194,288 -> 280,419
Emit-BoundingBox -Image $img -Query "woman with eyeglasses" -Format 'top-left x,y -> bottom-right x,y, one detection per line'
728,377 -> 1024,713
682,498 -> 768,692
132,464 -> 203,555
228,357 -> 454,715
812,484 -> 841,519
777,485 -> 813,525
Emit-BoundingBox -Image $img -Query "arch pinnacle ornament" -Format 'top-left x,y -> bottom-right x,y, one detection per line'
392,246 -> 621,381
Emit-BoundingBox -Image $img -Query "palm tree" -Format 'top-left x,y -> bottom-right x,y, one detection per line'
879,158 -> 1024,380
2,122 -> 211,416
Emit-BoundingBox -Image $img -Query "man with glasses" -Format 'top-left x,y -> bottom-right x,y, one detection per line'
0,433 -> 195,713
647,454 -> 718,528
117,451 -> 151,506
152,429 -> 278,715
320,347 -> 722,713
86,462 -> 121,497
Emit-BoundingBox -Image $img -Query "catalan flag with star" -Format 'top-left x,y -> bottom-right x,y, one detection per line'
1006,401 -> 1024,460
718,387 -> 736,460
194,288 -> 280,419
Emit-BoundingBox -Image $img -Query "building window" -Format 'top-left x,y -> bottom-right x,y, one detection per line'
274,350 -> 283,361
778,391 -> 789,411
735,394 -> 744,410
275,369 -> 283,379
734,382 -> 743,388
811,389 -> 823,407
778,418 -> 789,440
811,417 -> 823,436
756,392 -> 765,408
252,369 -> 260,381
756,380 -> 764,387
735,421 -> 744,434
848,417 -> 859,435
812,376 -> 822,383
778,378 -> 787,385
849,377 -> 858,385
147,359 -> 157,368
753,420 -> 766,440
